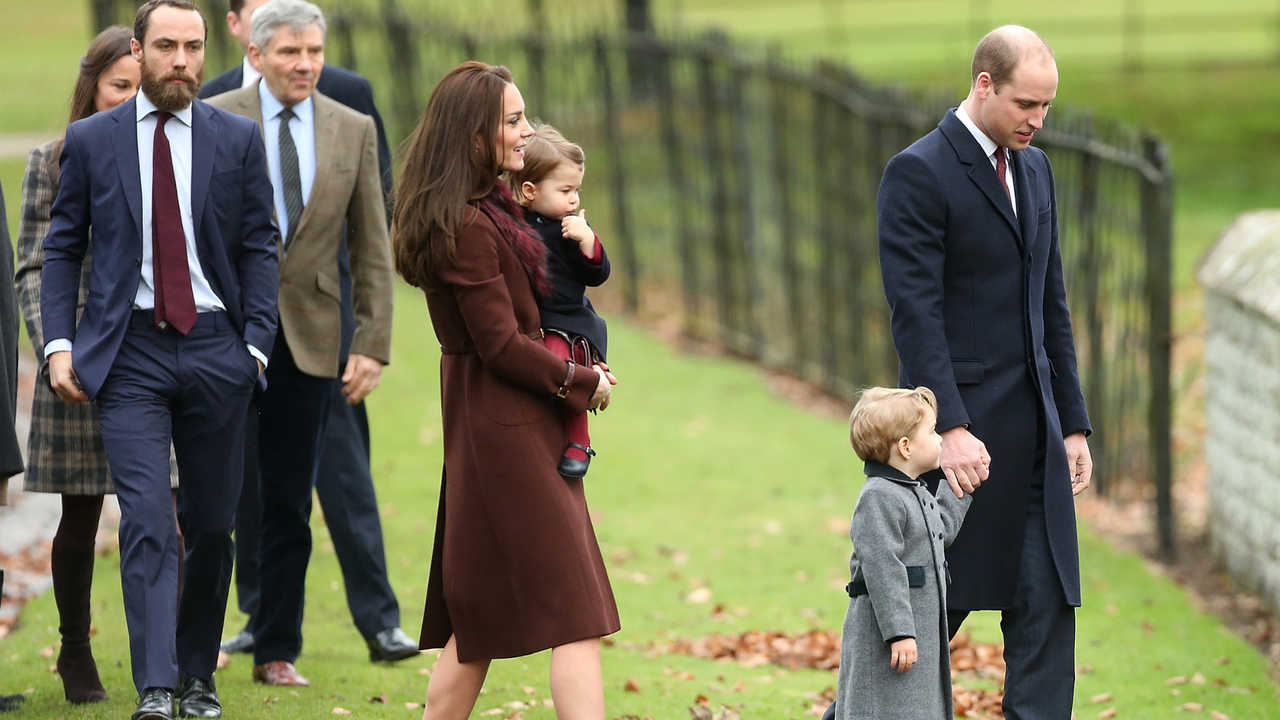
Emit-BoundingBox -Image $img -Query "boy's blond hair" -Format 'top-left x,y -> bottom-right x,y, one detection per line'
848,387 -> 938,463
507,122 -> 586,205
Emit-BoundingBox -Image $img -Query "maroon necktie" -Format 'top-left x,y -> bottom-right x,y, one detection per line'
994,147 -> 1012,203
152,112 -> 197,334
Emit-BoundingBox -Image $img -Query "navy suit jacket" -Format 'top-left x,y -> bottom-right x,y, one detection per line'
41,97 -> 280,400
202,62 -> 393,363
877,109 -> 1090,610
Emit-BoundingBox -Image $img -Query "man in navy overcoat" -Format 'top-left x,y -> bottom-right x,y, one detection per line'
877,25 -> 1092,720
42,2 -> 278,716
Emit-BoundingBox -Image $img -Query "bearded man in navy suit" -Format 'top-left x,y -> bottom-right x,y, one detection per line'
200,0 -> 417,664
877,26 -> 1093,720
42,2 -> 278,717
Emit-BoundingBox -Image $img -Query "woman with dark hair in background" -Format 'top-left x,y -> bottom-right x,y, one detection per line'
14,25 -> 176,705
393,62 -> 618,720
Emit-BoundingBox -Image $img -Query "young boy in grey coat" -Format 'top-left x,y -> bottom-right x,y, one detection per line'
835,387 -> 974,720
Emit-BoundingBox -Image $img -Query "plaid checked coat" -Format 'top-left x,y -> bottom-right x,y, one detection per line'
16,140 -> 177,494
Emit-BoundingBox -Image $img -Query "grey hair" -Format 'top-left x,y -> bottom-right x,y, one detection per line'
249,0 -> 326,52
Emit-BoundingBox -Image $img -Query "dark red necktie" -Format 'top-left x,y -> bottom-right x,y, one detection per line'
152,112 -> 197,334
994,147 -> 1012,202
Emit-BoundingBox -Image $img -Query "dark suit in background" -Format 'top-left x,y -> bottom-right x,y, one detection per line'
878,109 -> 1090,718
201,63 -> 405,648
41,95 -> 278,692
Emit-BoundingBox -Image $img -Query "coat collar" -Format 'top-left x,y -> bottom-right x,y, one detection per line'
864,460 -> 923,486
938,108 -> 1038,253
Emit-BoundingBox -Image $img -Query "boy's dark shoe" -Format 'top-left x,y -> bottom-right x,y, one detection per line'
367,627 -> 420,662
132,687 -> 177,720
0,693 -> 24,713
558,444 -> 595,478
178,673 -> 221,718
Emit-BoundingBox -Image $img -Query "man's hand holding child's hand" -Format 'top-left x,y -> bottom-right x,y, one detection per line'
890,638 -> 917,672
562,210 -> 597,258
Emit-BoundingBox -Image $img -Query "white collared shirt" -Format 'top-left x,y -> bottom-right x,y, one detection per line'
956,102 -> 1016,216
258,80 -> 316,242
131,91 -> 226,313
45,91 -> 267,367
241,56 -> 263,89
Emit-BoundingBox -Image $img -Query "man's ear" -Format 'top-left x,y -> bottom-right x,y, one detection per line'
247,43 -> 264,73
226,10 -> 239,35
131,37 -> 143,62
975,71 -> 993,100
521,181 -> 538,202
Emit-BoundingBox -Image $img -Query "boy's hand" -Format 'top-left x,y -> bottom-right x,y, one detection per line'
562,210 -> 596,255
889,638 -> 917,672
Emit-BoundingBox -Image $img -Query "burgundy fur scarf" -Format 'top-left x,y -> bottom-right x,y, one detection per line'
477,182 -> 553,297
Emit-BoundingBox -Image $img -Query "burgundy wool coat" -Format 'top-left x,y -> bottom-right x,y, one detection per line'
419,206 -> 620,662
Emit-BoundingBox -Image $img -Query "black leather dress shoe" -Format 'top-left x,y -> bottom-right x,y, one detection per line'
132,687 -> 176,720
178,673 -> 221,718
0,693 -> 25,713
219,629 -> 255,654
557,443 -> 596,478
367,627 -> 421,662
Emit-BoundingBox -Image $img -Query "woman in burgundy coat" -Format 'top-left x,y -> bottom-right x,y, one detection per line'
393,62 -> 619,720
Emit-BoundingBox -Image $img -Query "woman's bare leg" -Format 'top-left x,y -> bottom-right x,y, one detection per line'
422,635 -> 489,720
549,637 -> 604,720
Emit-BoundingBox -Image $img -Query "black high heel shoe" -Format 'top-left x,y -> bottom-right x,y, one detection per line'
558,443 -> 596,478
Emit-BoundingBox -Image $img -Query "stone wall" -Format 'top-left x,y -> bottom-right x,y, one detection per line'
1200,210 -> 1280,610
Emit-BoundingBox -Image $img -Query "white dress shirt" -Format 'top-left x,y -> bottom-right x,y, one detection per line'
258,80 -> 316,243
46,91 -> 267,367
956,102 -> 1016,216
241,56 -> 263,89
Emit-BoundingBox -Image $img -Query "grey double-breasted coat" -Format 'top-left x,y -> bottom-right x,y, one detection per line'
836,461 -> 971,720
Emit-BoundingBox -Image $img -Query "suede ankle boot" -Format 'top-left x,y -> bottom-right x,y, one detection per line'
50,547 -> 108,704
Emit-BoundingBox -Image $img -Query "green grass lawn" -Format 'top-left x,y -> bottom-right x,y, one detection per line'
1,285 -> 1277,718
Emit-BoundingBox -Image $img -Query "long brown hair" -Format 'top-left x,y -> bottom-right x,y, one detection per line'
392,62 -> 514,290
49,26 -> 136,179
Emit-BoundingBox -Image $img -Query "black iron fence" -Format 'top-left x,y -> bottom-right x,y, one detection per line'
98,0 -> 1176,553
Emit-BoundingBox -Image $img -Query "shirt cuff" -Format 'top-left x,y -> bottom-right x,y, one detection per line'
45,338 -> 73,357
581,236 -> 604,265
247,344 -> 268,369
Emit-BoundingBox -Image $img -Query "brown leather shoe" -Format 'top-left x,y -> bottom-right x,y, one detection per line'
251,661 -> 309,687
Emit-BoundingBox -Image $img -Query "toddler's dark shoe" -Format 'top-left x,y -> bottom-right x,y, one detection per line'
558,443 -> 595,478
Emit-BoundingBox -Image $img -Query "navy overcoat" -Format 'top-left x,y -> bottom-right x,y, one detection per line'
876,109 -> 1091,610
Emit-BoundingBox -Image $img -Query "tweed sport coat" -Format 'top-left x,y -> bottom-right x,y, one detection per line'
16,141 -> 178,494
206,87 -> 393,377
836,461 -> 971,720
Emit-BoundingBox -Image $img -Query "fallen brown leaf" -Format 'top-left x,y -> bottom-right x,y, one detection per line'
369,693 -> 388,704
522,686 -> 536,695
405,702 -> 422,710
688,707 -> 713,720
39,644 -> 56,659
1167,676 -> 1189,685
695,693 -> 711,707
332,708 -> 352,716
1091,693 -> 1113,703
1178,702 -> 1204,711
1210,712 -> 1230,720
624,678 -> 641,692
1191,673 -> 1206,684
1097,709 -> 1116,719
731,681 -> 746,692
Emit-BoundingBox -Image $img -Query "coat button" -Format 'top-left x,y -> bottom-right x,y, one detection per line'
938,532 -> 944,540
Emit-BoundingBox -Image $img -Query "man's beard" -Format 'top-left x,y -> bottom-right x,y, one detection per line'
140,59 -> 204,112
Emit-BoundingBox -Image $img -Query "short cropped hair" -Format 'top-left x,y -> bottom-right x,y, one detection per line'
507,122 -> 586,205
135,0 -> 207,44
849,387 -> 938,463
250,0 -> 326,52
971,26 -> 1055,92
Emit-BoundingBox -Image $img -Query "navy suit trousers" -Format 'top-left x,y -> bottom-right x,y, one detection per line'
947,424 -> 1076,720
251,332 -> 334,665
97,311 -> 255,692
234,392 -> 400,641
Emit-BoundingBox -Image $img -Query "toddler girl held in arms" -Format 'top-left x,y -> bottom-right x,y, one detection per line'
507,123 -> 612,478
836,387 -> 973,720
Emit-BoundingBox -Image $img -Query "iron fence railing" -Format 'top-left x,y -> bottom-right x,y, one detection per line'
97,0 -> 1177,554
